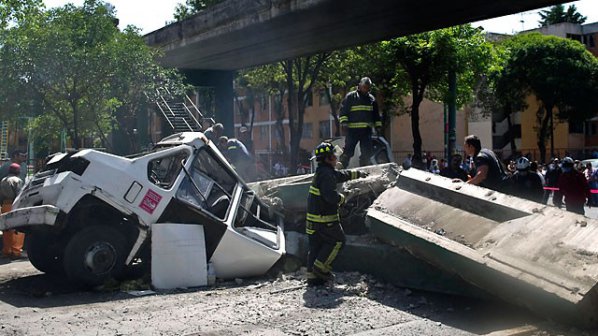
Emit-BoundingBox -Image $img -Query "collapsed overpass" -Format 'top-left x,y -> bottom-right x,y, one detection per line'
144,0 -> 568,133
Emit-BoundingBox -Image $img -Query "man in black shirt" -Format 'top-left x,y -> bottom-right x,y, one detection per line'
463,135 -> 507,192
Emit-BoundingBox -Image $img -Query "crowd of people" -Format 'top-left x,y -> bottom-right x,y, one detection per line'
406,135 -> 595,216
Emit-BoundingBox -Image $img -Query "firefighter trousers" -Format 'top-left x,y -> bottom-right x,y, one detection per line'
341,128 -> 373,168
306,220 -> 346,275
1,202 -> 24,258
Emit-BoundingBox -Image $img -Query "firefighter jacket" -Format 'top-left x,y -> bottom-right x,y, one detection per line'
339,90 -> 381,129
306,162 -> 362,227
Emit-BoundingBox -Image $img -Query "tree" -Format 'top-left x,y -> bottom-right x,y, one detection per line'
539,4 -> 586,27
0,0 -> 42,28
237,64 -> 288,156
379,25 -> 494,165
282,54 -> 330,170
173,0 -> 222,21
495,33 -> 598,163
0,0 -> 188,154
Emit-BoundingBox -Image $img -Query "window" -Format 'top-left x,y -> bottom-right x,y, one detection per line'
319,90 -> 330,106
259,126 -> 268,141
176,148 -> 237,220
302,123 -> 313,139
319,120 -> 331,139
569,120 -> 584,134
567,33 -> 582,43
147,150 -> 189,189
304,90 -> 313,107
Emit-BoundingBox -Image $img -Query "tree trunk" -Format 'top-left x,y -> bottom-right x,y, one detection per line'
411,89 -> 424,168
274,90 -> 286,154
536,103 -> 552,164
285,61 -> 299,171
507,114 -> 517,155
325,87 -> 340,137
71,100 -> 79,149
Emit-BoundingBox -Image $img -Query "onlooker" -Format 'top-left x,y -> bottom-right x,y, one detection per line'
557,157 -> 590,215
543,158 -> 562,206
429,159 -> 440,174
0,150 -> 27,181
590,168 -> 598,206
583,162 -> 594,182
338,77 -> 382,168
439,159 -> 447,170
440,154 -> 469,182
217,136 -> 229,153
238,126 -> 254,154
402,154 -> 412,170
508,157 -> 544,203
530,161 -> 545,187
462,135 -> 507,192
1,163 -> 25,259
506,160 -> 516,176
203,123 -> 224,143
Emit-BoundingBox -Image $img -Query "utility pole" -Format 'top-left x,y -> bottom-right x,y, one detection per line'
447,69 -> 457,161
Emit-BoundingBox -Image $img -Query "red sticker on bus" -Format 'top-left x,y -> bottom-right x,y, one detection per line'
139,189 -> 162,214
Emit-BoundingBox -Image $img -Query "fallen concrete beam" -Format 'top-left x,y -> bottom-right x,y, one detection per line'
367,168 -> 598,326
250,163 -> 399,234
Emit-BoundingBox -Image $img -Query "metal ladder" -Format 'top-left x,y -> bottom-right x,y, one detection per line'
154,88 -> 204,133
0,121 -> 8,160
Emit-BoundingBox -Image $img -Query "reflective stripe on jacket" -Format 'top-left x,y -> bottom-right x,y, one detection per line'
339,90 -> 381,128
306,163 -> 360,224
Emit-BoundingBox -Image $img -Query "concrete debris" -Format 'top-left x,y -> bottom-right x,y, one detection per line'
367,168 -> 598,327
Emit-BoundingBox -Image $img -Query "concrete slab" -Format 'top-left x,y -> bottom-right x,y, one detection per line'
367,168 -> 598,326
250,163 -> 399,234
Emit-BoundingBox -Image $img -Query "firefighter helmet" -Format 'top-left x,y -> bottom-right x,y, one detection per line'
314,142 -> 335,161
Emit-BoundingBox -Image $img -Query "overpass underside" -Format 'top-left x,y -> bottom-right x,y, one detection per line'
146,0 -> 567,71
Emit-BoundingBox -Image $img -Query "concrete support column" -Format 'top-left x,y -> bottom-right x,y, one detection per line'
183,69 -> 235,137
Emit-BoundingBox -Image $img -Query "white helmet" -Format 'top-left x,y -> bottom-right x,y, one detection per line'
515,157 -> 530,170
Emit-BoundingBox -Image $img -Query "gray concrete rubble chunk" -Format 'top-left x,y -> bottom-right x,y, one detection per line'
367,168 -> 598,326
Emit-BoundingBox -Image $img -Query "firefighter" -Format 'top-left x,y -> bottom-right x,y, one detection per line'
1,163 -> 25,259
306,142 -> 369,286
338,77 -> 382,168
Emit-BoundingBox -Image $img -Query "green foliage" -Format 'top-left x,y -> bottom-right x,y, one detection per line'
377,25 -> 494,161
0,0 -> 187,153
538,4 -> 586,27
494,33 -> 598,161
173,0 -> 223,21
0,0 -> 43,29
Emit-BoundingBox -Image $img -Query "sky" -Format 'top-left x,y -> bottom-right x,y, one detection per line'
42,0 -> 598,36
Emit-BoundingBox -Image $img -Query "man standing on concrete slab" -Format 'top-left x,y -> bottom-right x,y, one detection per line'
338,77 -> 382,168
557,157 -> 590,215
462,135 -> 507,192
305,142 -> 369,286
